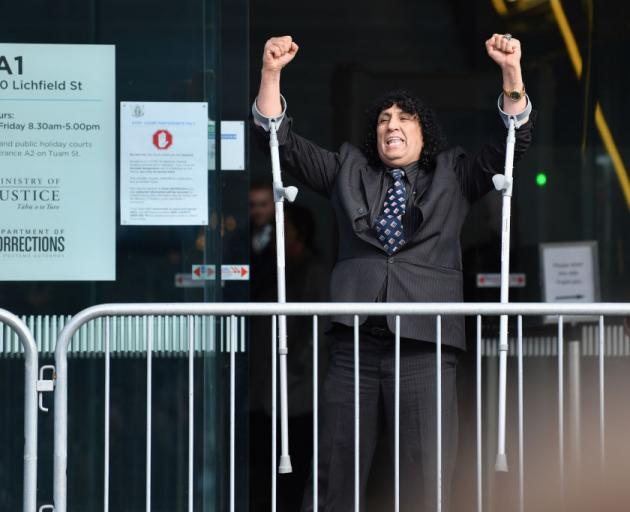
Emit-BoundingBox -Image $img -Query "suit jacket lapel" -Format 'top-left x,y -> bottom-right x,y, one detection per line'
408,168 -> 435,243
413,169 -> 433,205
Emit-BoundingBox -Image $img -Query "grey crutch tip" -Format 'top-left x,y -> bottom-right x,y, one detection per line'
278,455 -> 293,474
494,453 -> 509,472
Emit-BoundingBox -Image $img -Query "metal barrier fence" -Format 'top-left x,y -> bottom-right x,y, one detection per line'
0,308 -> 40,512
45,302 -> 630,512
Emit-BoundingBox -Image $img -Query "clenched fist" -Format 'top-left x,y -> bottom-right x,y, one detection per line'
262,36 -> 299,73
485,33 -> 521,70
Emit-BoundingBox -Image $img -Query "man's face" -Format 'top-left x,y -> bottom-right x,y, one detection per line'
249,188 -> 274,228
376,104 -> 423,168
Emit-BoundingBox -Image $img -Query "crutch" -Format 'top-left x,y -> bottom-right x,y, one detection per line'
492,115 -> 517,472
268,118 -> 297,474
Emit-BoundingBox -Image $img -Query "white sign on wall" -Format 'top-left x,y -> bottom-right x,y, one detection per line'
208,120 -> 246,171
540,241 -> 600,302
120,102 -> 208,225
0,43 -> 116,281
220,120 -> 245,171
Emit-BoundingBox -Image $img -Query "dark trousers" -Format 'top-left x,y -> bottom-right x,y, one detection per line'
301,325 -> 459,512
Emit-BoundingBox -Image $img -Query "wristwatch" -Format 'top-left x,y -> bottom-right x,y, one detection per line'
503,84 -> 525,102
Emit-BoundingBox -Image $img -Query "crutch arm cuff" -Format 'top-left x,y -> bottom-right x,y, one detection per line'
252,95 -> 288,132
497,93 -> 532,129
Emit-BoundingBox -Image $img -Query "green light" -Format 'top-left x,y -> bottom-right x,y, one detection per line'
536,172 -> 547,187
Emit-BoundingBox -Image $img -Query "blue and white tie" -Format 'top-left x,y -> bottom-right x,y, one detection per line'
374,168 -> 407,255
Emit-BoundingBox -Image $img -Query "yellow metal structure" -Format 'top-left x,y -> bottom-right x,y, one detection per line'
493,0 -> 630,210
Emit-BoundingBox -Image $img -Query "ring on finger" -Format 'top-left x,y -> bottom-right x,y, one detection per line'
502,33 -> 512,41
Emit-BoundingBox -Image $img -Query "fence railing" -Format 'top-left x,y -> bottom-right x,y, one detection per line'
0,308 -> 40,512
0,314 -> 244,357
41,301 -> 630,512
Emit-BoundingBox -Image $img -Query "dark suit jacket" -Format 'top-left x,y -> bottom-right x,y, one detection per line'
253,112 -> 535,350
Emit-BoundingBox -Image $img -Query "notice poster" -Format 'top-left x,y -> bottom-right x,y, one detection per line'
120,102 -> 208,225
0,44 -> 116,281
540,241 -> 599,302
220,121 -> 245,171
540,241 -> 600,324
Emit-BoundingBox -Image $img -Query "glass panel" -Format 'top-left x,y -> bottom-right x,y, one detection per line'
0,0 -> 251,509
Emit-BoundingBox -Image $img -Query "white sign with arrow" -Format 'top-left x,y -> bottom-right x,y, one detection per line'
477,273 -> 526,288
540,241 -> 599,303
190,264 -> 249,281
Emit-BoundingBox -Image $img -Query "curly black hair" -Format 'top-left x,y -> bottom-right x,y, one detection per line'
363,89 -> 447,171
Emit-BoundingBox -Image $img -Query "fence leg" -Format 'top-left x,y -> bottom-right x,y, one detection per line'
567,336 -> 581,496
354,315 -> 360,512
476,316 -> 483,512
313,315 -> 319,512
0,310 -> 40,512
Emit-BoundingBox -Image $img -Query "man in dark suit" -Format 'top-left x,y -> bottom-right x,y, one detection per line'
252,33 -> 534,511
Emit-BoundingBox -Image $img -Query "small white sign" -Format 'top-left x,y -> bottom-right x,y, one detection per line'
540,241 -> 599,302
120,102 -> 208,225
476,273 -> 526,288
189,264 -> 249,281
221,264 -> 249,281
191,265 -> 216,281
220,120 -> 245,171
174,273 -> 204,288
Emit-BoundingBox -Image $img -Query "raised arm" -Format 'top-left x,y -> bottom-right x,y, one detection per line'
252,36 -> 341,197
455,33 -> 535,202
485,33 -> 526,115
256,36 -> 299,117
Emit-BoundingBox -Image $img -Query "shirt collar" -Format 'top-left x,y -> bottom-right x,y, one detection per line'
383,161 -> 419,183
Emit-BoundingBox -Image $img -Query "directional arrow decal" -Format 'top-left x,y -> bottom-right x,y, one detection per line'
191,264 -> 249,281
476,273 -> 526,288
191,265 -> 215,280
221,265 -> 250,281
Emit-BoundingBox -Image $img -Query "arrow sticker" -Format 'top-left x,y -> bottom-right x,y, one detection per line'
221,265 -> 250,281
191,265 -> 216,280
476,273 -> 526,288
191,264 -> 250,281
175,273 -> 205,288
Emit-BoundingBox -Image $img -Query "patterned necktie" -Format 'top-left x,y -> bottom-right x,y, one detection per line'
374,168 -> 407,254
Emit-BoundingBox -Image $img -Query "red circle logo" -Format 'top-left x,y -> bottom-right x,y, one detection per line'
153,129 -> 173,150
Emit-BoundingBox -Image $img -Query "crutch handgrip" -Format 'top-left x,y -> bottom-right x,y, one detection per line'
492,173 -> 513,194
283,186 -> 298,202
274,184 -> 298,203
